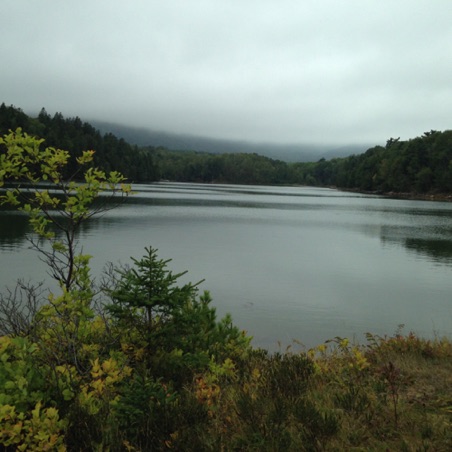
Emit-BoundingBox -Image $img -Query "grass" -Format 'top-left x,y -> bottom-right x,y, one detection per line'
186,330 -> 452,451
300,331 -> 452,450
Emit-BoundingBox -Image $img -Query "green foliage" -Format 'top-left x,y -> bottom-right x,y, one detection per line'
154,148 -> 288,184
0,402 -> 67,451
107,246 -> 251,386
0,336 -> 44,411
0,129 -> 251,449
0,103 -> 158,182
151,129 -> 452,195
0,128 -> 131,291
113,372 -> 183,450
107,246 -> 199,328
302,130 -> 452,194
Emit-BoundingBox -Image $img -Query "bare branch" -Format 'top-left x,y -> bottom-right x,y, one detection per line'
0,279 -> 47,336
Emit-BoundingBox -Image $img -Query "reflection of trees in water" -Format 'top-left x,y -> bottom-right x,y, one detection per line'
0,190 -> 130,248
380,225 -> 452,264
404,238 -> 452,264
0,211 -> 106,250
0,213 -> 30,248
4,197 -> 452,266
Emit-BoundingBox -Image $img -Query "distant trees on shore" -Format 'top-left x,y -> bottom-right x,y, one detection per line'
300,130 -> 452,194
145,128 -> 452,195
1,103 -> 451,194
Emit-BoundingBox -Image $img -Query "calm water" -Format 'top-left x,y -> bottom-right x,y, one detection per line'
1,183 -> 452,350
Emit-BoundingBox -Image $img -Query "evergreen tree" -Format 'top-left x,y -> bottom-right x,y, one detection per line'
107,247 -> 250,384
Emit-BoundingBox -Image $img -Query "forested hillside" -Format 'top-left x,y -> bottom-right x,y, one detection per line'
0,104 -> 158,182
152,131 -> 452,196
155,148 -> 290,185
90,119 -> 363,162
1,103 -> 451,195
300,131 -> 452,194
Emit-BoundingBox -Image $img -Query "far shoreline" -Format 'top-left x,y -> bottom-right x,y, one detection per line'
337,187 -> 452,202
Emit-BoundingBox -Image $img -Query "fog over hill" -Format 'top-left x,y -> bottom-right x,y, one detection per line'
90,120 -> 371,162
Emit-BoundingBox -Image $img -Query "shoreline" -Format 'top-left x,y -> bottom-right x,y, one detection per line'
338,187 -> 452,202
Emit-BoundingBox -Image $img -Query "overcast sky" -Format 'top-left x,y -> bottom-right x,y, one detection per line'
1,0 -> 451,147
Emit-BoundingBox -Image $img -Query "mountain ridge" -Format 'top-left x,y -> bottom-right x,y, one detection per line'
89,120 -> 371,162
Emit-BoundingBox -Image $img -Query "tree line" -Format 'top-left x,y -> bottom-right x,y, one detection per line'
0,104 -> 158,183
299,131 -> 452,194
2,103 -> 452,194
153,131 -> 452,194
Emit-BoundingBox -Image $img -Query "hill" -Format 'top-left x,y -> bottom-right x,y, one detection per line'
90,120 -> 368,162
0,103 -> 158,182
298,131 -> 452,195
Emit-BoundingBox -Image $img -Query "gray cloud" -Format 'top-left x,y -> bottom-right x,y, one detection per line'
1,0 -> 451,147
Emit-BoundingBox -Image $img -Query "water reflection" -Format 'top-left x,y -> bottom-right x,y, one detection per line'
2,185 -> 452,267
377,222 -> 452,265
0,213 -> 29,250
1,183 -> 452,349
404,238 -> 452,264
0,210 -> 112,250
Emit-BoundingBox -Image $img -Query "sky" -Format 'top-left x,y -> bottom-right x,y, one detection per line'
1,0 -> 452,147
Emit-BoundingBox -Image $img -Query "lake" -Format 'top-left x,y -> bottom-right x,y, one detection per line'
1,182 -> 452,350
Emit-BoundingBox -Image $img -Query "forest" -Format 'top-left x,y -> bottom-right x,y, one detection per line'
0,113 -> 451,449
153,131 -> 452,195
0,104 -> 159,183
2,103 -> 452,195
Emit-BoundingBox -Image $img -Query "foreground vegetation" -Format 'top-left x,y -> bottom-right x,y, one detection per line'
2,305 -> 452,450
1,130 -> 451,450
